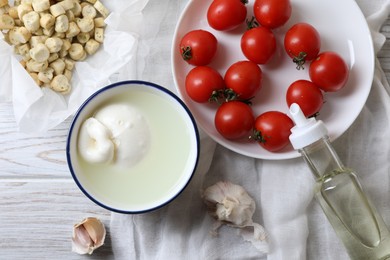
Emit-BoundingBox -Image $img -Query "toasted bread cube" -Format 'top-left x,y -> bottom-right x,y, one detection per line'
0,14 -> 15,29
85,38 -> 99,55
49,3 -> 65,17
50,74 -> 70,92
32,0 -> 50,12
38,67 -> 54,83
22,11 -> 40,32
54,14 -> 68,32
39,12 -> 55,29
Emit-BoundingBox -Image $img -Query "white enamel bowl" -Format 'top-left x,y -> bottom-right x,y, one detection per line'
66,80 -> 200,213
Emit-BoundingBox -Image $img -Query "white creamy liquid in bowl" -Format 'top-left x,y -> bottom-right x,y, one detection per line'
67,81 -> 199,213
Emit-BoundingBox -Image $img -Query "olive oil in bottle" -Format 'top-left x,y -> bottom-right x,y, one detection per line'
289,103 -> 390,260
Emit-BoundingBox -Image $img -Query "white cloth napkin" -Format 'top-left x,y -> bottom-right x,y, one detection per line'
110,1 -> 390,259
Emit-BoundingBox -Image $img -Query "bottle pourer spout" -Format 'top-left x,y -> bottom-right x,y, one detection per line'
288,103 -> 328,149
289,103 -> 309,127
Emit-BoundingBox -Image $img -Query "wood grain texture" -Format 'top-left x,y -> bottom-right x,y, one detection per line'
0,10 -> 389,260
0,181 -> 112,259
0,103 -> 70,179
0,105 -> 113,259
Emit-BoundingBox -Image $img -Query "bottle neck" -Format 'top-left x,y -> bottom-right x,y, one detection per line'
299,136 -> 344,180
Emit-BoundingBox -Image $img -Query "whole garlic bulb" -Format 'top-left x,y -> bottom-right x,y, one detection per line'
72,217 -> 106,255
202,181 -> 268,253
203,181 -> 256,227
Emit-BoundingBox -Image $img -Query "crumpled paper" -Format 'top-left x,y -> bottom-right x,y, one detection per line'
0,0 -> 148,133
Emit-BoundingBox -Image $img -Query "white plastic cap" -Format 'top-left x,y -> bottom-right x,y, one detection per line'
288,103 -> 328,149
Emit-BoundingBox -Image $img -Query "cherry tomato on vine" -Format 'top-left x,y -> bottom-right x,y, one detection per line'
215,101 -> 255,140
253,0 -> 291,29
284,23 -> 321,70
179,29 -> 218,66
309,51 -> 349,92
224,60 -> 262,100
252,111 -> 294,152
286,80 -> 324,117
185,66 -> 225,103
207,0 -> 247,31
241,24 -> 276,64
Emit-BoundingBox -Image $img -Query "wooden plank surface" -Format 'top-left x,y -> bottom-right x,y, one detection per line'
0,105 -> 113,259
0,9 -> 389,260
0,181 -> 112,260
0,104 -> 70,179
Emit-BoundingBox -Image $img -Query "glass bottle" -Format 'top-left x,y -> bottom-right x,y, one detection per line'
289,103 -> 390,260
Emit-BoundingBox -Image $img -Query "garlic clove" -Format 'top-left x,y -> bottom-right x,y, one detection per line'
82,217 -> 106,246
72,217 -> 106,255
72,225 -> 94,254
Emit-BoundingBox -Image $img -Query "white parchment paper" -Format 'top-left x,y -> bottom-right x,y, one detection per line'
0,0 -> 148,132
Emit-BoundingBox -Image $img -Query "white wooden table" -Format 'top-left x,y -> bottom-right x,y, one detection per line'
0,107 -> 112,259
0,14 -> 389,260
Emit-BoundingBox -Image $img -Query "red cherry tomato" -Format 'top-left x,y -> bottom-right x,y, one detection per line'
185,66 -> 225,103
215,101 -> 255,140
253,111 -> 294,152
179,29 -> 218,66
284,23 -> 321,70
286,80 -> 324,117
309,51 -> 349,92
241,26 -> 276,64
224,60 -> 262,100
207,0 -> 247,31
253,0 -> 291,29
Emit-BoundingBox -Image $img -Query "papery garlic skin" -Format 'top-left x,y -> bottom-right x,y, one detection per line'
72,217 -> 106,255
203,181 -> 255,227
202,181 -> 269,253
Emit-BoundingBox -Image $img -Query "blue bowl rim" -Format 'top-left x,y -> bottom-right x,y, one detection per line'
66,80 -> 200,214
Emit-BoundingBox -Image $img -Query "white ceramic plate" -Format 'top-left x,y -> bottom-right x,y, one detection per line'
172,0 -> 374,160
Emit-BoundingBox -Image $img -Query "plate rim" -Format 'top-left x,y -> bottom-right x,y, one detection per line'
171,0 -> 375,160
